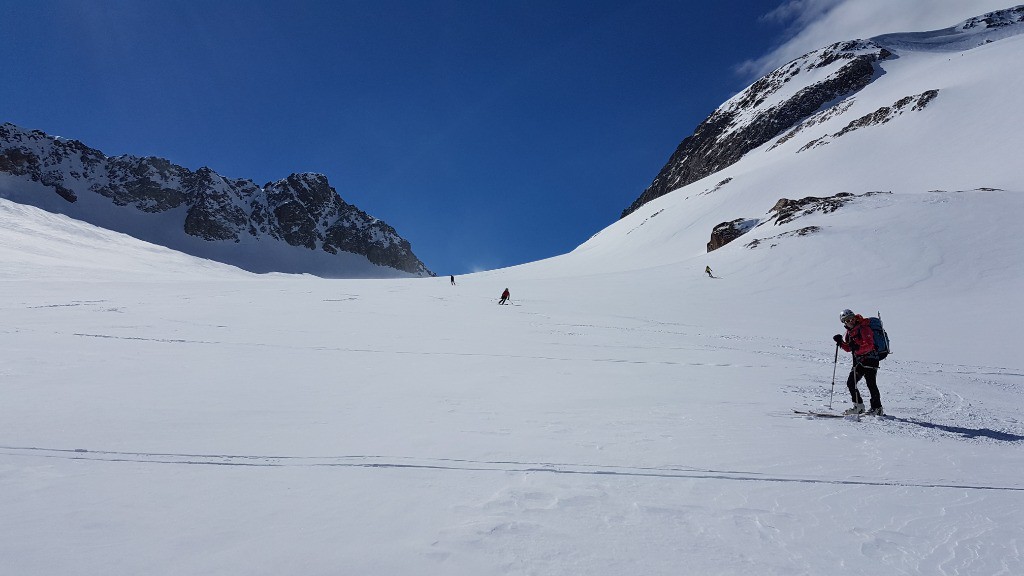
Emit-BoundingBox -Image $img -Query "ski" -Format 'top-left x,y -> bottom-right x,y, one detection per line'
793,409 -> 849,418
793,409 -> 888,419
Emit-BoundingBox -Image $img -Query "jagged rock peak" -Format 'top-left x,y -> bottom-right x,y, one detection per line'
0,122 -> 433,277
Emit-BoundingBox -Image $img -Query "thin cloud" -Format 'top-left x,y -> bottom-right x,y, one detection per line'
761,0 -> 840,27
739,0 -> 1015,80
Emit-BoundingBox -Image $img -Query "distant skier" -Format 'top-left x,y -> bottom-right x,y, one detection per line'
450,275 -> 456,285
833,309 -> 884,415
498,288 -> 510,305
705,266 -> 714,278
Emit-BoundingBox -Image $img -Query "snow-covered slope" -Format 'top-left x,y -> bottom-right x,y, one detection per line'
1,7 -> 1022,576
622,5 -> 1024,218
2,211 -> 1020,575
0,198 -> 254,281
554,6 -> 1024,371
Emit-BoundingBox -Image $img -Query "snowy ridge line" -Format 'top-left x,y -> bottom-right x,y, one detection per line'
3,446 -> 1022,492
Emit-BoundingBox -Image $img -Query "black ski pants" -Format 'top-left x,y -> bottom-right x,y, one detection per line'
847,357 -> 881,410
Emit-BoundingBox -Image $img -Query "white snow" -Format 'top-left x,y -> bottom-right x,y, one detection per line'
2,12 -> 1023,576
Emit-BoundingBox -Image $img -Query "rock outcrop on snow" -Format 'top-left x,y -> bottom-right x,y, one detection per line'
797,90 -> 939,152
0,123 -> 432,277
707,218 -> 759,252
768,193 -> 861,226
706,192 -> 891,252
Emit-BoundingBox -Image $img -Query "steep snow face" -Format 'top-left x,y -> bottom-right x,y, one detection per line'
0,125 -> 433,278
620,5 -> 1024,218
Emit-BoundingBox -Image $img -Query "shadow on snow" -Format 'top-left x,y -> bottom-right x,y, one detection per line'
889,417 -> 1024,442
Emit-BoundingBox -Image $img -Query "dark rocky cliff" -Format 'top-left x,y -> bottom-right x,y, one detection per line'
621,41 -> 892,218
0,123 -> 433,277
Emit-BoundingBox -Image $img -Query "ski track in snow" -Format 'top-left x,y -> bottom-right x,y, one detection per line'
3,446 -> 1021,493
14,303 -> 1024,451
4,283 -> 1022,576
65,330 -> 768,368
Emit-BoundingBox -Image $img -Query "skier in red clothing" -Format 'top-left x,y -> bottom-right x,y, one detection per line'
498,288 -> 510,305
833,309 -> 883,415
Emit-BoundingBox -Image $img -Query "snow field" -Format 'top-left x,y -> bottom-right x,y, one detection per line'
2,267 -> 1021,575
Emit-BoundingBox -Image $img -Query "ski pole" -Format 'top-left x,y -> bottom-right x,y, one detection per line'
828,342 -> 839,409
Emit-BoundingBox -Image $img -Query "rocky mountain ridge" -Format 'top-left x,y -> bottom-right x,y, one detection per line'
0,123 -> 432,277
620,5 -> 1024,219
619,40 -> 891,219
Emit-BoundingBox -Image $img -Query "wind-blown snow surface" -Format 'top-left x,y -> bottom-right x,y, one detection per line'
3,15 -> 1024,576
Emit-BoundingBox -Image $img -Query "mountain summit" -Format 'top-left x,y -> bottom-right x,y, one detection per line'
0,123 -> 433,278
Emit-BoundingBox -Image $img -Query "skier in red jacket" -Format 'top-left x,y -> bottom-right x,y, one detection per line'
833,309 -> 883,415
498,288 -> 510,305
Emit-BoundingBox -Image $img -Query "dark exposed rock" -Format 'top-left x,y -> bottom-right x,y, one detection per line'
52,183 -> 79,203
0,136 -> 79,202
769,99 -> 855,151
701,177 -> 733,196
773,191 -> 892,226
768,193 -> 858,225
0,122 -> 433,277
0,147 -> 38,173
746,227 -> 822,249
325,214 -> 425,273
181,168 -> 258,241
707,218 -> 759,252
264,174 -> 338,250
813,90 -> 940,146
624,208 -> 664,235
621,41 -> 892,218
960,6 -> 1024,30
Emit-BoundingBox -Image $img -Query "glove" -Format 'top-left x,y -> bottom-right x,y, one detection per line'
833,334 -> 843,345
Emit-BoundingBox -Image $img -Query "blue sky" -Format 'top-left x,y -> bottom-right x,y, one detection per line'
3,0 -> 996,274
